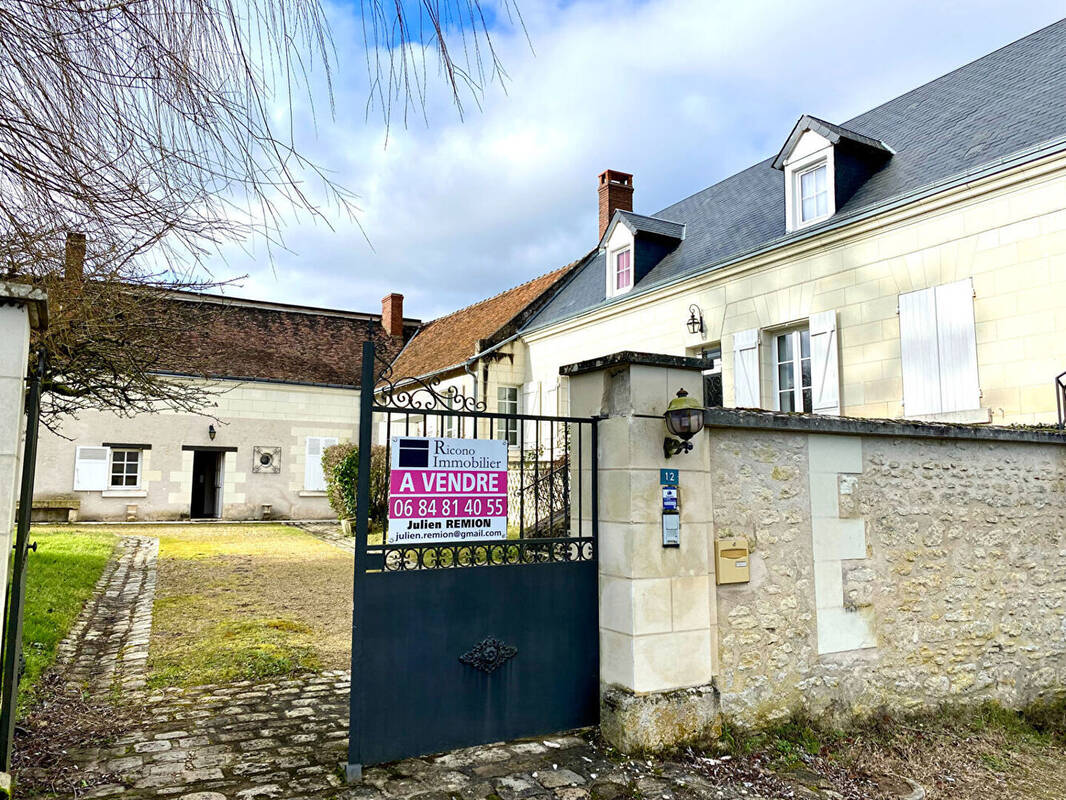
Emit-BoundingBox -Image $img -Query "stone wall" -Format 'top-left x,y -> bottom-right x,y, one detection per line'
709,417 -> 1066,725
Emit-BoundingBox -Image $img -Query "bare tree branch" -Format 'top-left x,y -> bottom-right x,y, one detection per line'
0,0 -> 518,428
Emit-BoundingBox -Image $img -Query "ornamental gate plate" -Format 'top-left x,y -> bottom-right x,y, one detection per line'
347,341 -> 599,774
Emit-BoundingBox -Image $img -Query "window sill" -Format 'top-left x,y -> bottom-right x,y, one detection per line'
298,490 -> 328,497
904,408 -> 992,425
102,489 -> 148,498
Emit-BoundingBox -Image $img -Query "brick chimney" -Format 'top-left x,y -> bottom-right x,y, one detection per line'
381,293 -> 404,338
64,232 -> 86,281
598,169 -> 634,240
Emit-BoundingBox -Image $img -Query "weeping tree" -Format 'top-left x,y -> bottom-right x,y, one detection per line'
0,0 -> 521,427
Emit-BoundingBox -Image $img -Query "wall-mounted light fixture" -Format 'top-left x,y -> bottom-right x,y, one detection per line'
208,424 -> 216,441
686,304 -> 705,336
663,388 -> 705,458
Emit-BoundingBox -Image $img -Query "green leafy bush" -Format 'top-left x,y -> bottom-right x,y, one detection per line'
322,442 -> 389,524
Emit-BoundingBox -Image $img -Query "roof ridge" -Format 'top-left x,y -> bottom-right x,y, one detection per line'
619,209 -> 686,225
422,260 -> 577,324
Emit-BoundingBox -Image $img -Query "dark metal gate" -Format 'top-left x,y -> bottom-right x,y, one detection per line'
347,342 -> 599,777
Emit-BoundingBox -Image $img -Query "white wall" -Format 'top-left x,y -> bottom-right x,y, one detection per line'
521,150 -> 1066,425
34,378 -> 360,520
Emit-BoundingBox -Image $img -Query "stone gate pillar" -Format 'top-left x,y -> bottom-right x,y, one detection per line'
0,283 -> 47,630
561,351 -> 719,753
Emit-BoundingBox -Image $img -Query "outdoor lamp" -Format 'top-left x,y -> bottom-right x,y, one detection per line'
686,304 -> 705,336
208,424 -> 216,441
663,388 -> 705,458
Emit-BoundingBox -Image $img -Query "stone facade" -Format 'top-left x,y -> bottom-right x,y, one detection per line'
33,378 -> 359,521
524,150 -> 1066,425
570,352 -> 1066,751
711,421 -> 1066,725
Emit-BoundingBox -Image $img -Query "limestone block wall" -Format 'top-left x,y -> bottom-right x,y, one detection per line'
708,418 -> 1066,725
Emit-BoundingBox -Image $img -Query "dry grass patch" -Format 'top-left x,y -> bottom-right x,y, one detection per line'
144,523 -> 352,688
840,702 -> 1066,800
712,700 -> 1066,800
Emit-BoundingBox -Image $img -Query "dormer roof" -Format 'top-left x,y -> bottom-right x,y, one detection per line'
772,114 -> 893,170
599,209 -> 686,249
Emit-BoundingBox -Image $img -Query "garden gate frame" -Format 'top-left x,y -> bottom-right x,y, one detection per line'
346,341 -> 600,779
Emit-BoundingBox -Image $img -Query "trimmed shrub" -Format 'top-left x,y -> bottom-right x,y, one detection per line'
322,443 -> 389,525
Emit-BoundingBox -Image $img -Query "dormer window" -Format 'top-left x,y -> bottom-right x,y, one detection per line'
773,114 -> 893,233
798,162 -> 829,223
599,202 -> 684,300
614,248 -> 632,292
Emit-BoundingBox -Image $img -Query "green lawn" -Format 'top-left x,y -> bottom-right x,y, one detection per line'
19,529 -> 116,712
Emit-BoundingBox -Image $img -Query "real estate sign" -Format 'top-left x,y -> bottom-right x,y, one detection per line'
387,437 -> 509,544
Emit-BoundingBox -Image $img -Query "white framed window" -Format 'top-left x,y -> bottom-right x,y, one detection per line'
305,436 -> 338,491
773,328 -> 813,413
797,163 -> 829,223
783,134 -> 836,232
109,449 -> 141,488
494,386 -> 519,446
613,248 -> 632,293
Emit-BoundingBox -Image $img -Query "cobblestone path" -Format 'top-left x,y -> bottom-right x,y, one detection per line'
55,535 -> 157,694
53,535 -> 757,800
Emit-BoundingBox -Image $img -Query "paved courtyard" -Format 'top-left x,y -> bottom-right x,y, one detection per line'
32,531 -> 839,800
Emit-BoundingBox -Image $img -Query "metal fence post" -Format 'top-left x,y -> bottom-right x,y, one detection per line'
0,351 -> 45,769
346,340 -> 375,782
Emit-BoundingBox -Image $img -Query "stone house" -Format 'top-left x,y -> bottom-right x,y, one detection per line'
33,292 -> 418,521
380,264 -> 580,448
451,20 -> 1066,429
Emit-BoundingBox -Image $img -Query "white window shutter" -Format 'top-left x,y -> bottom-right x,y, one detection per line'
73,446 -> 109,491
542,381 -> 558,451
732,329 -> 760,408
808,310 -> 840,415
305,437 -> 337,491
899,287 -> 943,416
934,278 -> 980,413
522,381 -> 541,447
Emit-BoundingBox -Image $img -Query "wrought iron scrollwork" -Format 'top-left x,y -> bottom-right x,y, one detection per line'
459,637 -> 517,673
375,537 -> 595,572
374,349 -> 486,413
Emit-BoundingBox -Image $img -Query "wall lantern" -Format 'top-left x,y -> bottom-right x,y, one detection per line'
208,424 -> 216,441
663,388 -> 705,458
686,304 -> 705,336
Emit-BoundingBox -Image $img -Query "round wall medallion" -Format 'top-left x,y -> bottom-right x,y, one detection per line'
252,445 -> 282,474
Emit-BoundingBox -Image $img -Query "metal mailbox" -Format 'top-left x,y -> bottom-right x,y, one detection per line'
715,537 -> 750,584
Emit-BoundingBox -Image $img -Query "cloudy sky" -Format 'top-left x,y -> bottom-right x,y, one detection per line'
213,0 -> 1066,321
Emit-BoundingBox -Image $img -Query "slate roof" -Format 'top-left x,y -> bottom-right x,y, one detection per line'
611,211 -> 686,241
153,293 -> 418,387
527,19 -> 1066,331
387,262 -> 581,381
771,114 -> 893,169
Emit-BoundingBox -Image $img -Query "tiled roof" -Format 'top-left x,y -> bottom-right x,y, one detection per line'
388,263 -> 580,381
153,294 -> 415,387
527,19 -> 1066,331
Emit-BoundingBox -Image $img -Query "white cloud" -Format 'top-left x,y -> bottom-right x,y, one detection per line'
209,0 -> 1066,320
